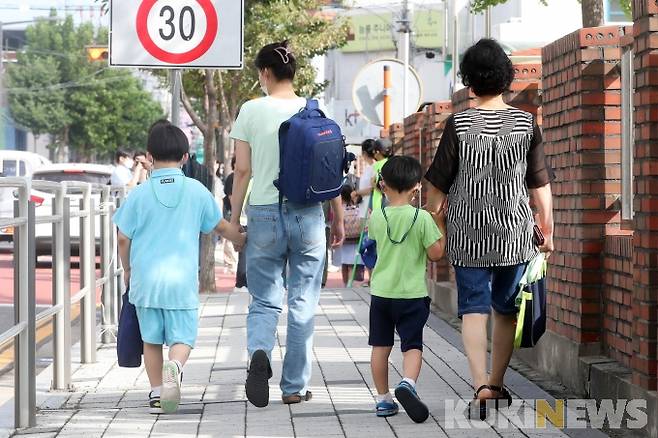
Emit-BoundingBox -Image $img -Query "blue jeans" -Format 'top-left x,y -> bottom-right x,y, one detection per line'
246,202 -> 326,396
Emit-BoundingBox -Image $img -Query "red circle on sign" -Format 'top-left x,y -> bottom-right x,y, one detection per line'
136,0 -> 218,64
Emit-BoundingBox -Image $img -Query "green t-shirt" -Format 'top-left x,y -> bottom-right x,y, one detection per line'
230,96 -> 307,205
368,205 -> 442,299
371,158 -> 389,212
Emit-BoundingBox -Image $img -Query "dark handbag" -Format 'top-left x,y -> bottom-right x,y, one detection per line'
117,289 -> 143,367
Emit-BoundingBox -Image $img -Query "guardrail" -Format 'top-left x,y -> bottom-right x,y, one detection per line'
0,177 -> 126,429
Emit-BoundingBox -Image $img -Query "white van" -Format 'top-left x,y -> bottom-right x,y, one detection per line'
0,151 -> 51,241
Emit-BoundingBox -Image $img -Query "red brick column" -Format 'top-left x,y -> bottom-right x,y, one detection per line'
451,87 -> 476,112
504,63 -> 542,124
541,26 -> 629,351
632,0 -> 658,390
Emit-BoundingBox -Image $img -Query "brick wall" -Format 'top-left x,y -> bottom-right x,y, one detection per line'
603,234 -> 634,367
504,63 -> 542,123
541,26 -> 630,347
632,0 -> 658,390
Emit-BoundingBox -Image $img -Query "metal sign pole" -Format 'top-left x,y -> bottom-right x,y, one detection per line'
171,70 -> 181,127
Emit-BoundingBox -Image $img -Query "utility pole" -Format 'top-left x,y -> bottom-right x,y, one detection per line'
171,70 -> 181,127
399,0 -> 411,118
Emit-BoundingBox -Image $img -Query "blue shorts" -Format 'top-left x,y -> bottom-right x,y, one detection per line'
453,264 -> 527,317
368,295 -> 430,352
135,307 -> 198,348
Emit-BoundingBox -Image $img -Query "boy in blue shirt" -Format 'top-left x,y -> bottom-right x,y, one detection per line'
114,120 -> 245,414
367,156 -> 445,423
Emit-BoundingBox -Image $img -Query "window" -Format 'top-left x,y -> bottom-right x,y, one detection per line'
1,160 -> 17,177
621,47 -> 634,220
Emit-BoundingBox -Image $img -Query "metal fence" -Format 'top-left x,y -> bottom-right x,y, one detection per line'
0,177 -> 126,429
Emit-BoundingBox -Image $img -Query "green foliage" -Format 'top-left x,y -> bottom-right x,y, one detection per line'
183,0 -> 349,122
7,12 -> 163,159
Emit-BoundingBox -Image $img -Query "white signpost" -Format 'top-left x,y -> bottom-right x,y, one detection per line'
110,0 -> 243,69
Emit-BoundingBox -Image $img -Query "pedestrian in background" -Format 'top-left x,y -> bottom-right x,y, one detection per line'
133,150 -> 152,184
370,139 -> 393,213
425,38 -> 554,420
332,184 -> 364,286
114,120 -> 245,414
229,41 -> 344,408
222,156 -> 239,274
111,149 -> 142,188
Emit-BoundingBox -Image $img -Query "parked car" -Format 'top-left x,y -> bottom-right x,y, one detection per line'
0,151 -> 51,241
31,163 -> 113,259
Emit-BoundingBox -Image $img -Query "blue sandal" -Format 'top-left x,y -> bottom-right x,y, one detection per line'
375,400 -> 399,417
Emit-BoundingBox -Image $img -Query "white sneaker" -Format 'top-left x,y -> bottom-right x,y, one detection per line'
161,361 -> 182,413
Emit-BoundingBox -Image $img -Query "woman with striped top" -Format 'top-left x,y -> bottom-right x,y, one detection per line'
425,39 -> 554,419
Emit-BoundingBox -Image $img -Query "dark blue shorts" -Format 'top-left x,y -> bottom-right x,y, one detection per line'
453,264 -> 527,317
368,295 -> 431,352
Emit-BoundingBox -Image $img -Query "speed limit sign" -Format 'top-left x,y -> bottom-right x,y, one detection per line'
110,0 -> 243,69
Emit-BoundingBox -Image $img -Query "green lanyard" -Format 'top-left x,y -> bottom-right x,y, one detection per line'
149,174 -> 186,209
381,203 -> 419,245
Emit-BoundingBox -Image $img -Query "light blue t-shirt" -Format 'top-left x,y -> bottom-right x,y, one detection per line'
113,168 -> 221,310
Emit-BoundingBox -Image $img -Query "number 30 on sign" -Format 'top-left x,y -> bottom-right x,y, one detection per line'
110,0 -> 243,69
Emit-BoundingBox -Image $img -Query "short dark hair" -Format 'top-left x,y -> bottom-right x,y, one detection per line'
380,156 -> 422,193
115,149 -> 130,163
373,138 -> 393,158
147,120 -> 189,162
133,150 -> 147,160
361,139 -> 377,159
255,41 -> 296,82
459,38 -> 514,97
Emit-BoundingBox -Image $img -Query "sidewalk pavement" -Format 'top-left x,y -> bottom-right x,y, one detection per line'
5,288 -> 609,438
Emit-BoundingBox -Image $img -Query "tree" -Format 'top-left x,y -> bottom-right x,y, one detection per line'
470,0 -> 631,28
68,69 -> 163,160
180,0 -> 348,293
6,12 -> 163,161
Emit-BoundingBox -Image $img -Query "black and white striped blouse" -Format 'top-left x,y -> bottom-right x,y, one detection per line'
425,107 -> 551,268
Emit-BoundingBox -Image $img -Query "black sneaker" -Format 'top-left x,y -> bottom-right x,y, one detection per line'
149,391 -> 162,414
245,350 -> 272,408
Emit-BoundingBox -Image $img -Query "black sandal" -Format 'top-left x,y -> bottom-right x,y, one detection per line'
488,385 -> 513,409
467,385 -> 491,421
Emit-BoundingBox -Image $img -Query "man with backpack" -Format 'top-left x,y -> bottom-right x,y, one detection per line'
229,41 -> 349,408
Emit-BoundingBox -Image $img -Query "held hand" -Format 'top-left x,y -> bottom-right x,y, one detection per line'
232,230 -> 247,252
330,221 -> 345,248
350,191 -> 359,203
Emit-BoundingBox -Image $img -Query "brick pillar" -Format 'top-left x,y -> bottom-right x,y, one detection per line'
388,123 -> 404,153
632,0 -> 658,390
504,62 -> 542,124
451,87 -> 476,112
541,26 -> 630,367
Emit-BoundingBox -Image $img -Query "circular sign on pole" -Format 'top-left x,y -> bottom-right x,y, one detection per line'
136,0 -> 219,64
352,58 -> 423,127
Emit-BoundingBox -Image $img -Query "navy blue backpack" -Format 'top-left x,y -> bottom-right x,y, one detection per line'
275,99 -> 354,204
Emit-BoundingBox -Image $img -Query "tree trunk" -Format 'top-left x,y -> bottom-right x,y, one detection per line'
198,70 -> 219,294
56,127 -> 69,163
581,0 -> 604,28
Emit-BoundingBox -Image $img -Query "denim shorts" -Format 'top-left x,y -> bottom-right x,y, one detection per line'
368,295 -> 431,352
135,307 -> 198,348
453,264 -> 527,317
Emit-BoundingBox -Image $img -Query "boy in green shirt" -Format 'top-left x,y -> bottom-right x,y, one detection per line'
368,156 -> 446,423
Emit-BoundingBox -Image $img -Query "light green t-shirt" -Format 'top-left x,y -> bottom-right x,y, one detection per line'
369,205 -> 442,299
371,158 -> 389,212
230,96 -> 307,205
